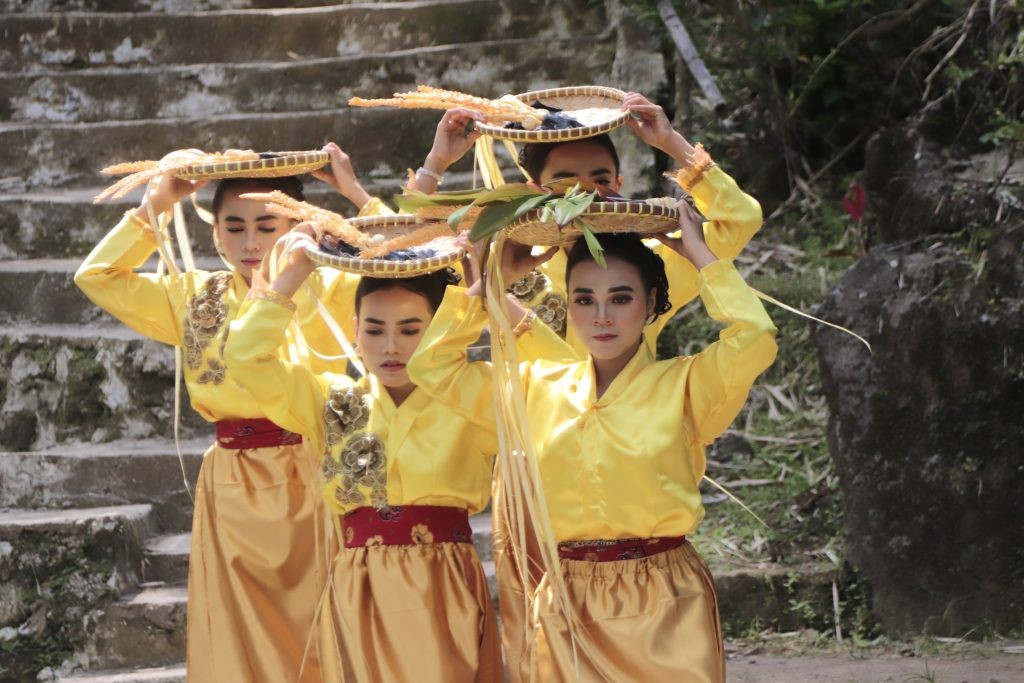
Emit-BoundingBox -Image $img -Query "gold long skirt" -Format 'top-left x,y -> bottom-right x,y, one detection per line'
186,441 -> 327,683
315,532 -> 502,683
523,541 -> 725,683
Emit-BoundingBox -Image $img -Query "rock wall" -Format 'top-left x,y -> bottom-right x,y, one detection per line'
814,123 -> 1024,635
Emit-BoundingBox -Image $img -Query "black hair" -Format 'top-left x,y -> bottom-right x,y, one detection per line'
210,176 -> 305,218
565,233 -> 672,321
354,268 -> 462,317
517,134 -> 621,183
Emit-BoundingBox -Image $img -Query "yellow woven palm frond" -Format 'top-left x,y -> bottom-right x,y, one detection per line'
349,85 -> 545,129
93,149 -> 261,203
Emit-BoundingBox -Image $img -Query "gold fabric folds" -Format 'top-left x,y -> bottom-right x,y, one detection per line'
523,542 -> 724,683
186,441 -> 327,683
315,530 -> 502,683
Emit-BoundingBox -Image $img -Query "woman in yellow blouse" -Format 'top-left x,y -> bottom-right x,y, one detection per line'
221,238 -> 570,682
418,94 -> 764,678
74,143 -> 386,683
408,205 -> 778,682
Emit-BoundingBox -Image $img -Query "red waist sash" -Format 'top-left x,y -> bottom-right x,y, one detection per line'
215,418 -> 302,450
343,505 -> 472,548
557,536 -> 686,562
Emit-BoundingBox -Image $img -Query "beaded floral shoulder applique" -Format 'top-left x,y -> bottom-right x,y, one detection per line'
507,269 -> 567,338
322,385 -> 389,510
184,272 -> 232,384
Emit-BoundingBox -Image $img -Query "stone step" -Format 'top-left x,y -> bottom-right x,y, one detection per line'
142,533 -> 191,584
58,664 -> 186,683
1,38 -> 611,124
0,257 -> 222,325
81,583 -> 188,671
7,0 -> 336,13
0,441 -> 208,531
0,107 -> 448,192
0,324 -> 209,450
5,0 -> 604,73
0,168 -> 502,259
0,504 -> 155,671
713,561 -> 840,634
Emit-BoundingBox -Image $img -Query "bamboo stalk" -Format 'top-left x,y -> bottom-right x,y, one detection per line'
657,0 -> 726,113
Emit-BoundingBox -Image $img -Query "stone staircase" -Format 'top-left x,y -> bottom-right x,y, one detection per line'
0,2 -> 838,681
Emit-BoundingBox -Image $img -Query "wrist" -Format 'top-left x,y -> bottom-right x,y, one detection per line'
663,132 -> 695,165
423,152 -> 451,175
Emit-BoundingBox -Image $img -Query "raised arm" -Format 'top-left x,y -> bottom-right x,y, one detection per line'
623,92 -> 762,336
223,240 -> 344,448
684,258 -> 777,444
310,141 -> 395,217
74,175 -> 204,345
407,284 -> 496,430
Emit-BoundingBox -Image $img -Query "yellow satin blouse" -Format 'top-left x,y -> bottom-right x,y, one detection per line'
510,165 -> 763,357
222,292 -> 574,516
74,207 -> 383,420
409,259 -> 778,541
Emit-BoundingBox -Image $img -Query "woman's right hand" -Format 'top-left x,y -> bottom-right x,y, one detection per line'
137,173 -> 206,219
413,108 -> 484,193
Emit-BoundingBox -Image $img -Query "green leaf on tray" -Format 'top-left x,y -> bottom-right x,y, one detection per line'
576,218 -> 606,268
469,195 -> 546,242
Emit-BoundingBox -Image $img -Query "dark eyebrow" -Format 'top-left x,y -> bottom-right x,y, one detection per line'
588,168 -> 613,177
609,285 -> 635,293
255,215 -> 277,222
552,171 -> 577,179
223,215 -> 246,222
571,287 -> 594,293
364,317 -> 424,325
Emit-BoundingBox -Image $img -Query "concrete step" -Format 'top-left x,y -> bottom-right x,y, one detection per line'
58,664 -> 186,683
81,583 -> 188,671
1,38 -> 611,124
0,168 -> 500,259
5,0 -> 604,73
0,440 -> 208,531
0,107 -> 443,192
0,324 -> 209,450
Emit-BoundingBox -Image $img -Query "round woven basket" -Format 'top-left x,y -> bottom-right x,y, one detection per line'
177,150 -> 329,180
506,200 -> 679,246
475,86 -> 629,143
305,214 -> 465,278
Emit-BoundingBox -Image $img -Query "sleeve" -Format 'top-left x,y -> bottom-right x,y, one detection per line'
514,309 -> 580,364
407,286 -> 497,431
73,211 -> 181,346
356,196 -> 396,217
684,259 -> 778,444
649,166 -> 765,339
223,293 -> 345,449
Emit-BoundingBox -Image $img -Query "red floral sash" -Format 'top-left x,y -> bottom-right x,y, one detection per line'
343,505 -> 472,548
557,536 -> 686,562
215,418 -> 303,450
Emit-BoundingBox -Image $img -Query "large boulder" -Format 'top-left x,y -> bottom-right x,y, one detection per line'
813,227 -> 1024,635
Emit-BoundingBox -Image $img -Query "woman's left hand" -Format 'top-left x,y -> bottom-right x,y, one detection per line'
656,200 -> 716,269
312,142 -> 372,208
